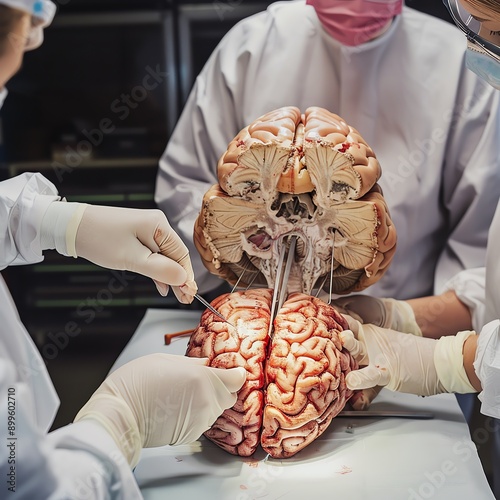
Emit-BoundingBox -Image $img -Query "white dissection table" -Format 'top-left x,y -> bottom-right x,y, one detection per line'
111,309 -> 495,500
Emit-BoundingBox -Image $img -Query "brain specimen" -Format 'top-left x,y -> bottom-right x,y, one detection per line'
185,289 -> 357,459
194,106 -> 397,295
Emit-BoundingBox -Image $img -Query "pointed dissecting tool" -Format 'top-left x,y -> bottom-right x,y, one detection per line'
328,231 -> 337,305
268,235 -> 298,339
193,293 -> 234,327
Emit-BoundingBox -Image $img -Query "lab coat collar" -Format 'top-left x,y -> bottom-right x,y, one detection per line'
0,88 -> 8,110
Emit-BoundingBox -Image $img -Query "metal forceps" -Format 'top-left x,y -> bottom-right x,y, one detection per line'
193,293 -> 234,327
268,235 -> 298,338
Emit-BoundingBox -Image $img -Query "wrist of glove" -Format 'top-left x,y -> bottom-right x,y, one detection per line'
40,199 -> 85,257
74,353 -> 246,468
334,296 -> 422,336
41,201 -> 197,303
341,319 -> 477,397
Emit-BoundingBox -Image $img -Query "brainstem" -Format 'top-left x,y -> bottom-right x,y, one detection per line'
185,289 -> 357,459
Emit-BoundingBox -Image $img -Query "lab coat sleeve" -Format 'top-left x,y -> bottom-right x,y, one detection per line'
474,320 -> 500,420
47,421 -> 143,499
434,76 -> 500,304
155,19 -> 258,294
0,172 -> 60,270
443,267 -> 486,332
1,358 -> 141,499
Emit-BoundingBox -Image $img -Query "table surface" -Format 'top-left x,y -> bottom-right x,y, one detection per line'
111,309 -> 494,500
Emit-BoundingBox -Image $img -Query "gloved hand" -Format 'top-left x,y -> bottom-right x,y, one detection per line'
41,201 -> 197,303
340,318 -> 477,397
74,353 -> 246,468
334,295 -> 422,336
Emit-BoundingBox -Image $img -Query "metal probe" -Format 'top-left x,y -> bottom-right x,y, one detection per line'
193,293 -> 234,327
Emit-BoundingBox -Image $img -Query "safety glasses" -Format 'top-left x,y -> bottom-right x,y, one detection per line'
32,0 -> 56,27
443,0 -> 500,63
25,1 -> 56,50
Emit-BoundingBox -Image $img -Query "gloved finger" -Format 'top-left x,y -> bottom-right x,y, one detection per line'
331,298 -> 364,323
345,364 -> 390,390
154,280 -> 170,297
349,386 -> 384,411
204,369 -> 243,410
334,295 -> 386,326
154,218 -> 194,278
132,247 -> 188,286
173,356 -> 210,367
153,353 -> 209,366
339,330 -> 368,364
173,251 -> 195,284
341,315 -> 364,335
156,226 -> 197,304
209,366 -> 247,393
135,210 -> 195,283
173,280 -> 197,305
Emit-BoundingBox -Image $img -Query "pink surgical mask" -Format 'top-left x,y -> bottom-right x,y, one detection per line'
307,0 -> 403,46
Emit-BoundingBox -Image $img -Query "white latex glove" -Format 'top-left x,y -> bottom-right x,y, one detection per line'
41,201 -> 197,303
340,318 -> 477,396
74,353 -> 246,468
334,295 -> 422,336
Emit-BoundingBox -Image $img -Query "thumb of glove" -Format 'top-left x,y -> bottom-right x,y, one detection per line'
339,329 -> 368,364
346,364 -> 390,390
134,250 -> 188,286
178,356 -> 210,366
212,366 -> 247,393
205,366 -> 246,410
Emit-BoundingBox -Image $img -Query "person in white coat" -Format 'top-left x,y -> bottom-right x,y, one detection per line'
155,0 -> 500,325
0,2 -> 246,498
334,0 -> 500,495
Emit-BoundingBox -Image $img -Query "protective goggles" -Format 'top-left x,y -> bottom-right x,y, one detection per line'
0,0 -> 56,50
0,0 -> 56,25
443,0 -> 500,63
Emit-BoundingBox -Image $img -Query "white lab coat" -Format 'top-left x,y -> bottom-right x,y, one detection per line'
0,173 -> 141,499
156,1 -> 500,322
480,204 -> 500,420
443,200 -> 500,419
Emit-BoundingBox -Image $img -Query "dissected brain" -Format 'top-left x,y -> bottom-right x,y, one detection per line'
185,289 -> 357,459
194,106 -> 397,295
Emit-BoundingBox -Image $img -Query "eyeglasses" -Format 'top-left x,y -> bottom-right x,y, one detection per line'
443,0 -> 500,63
